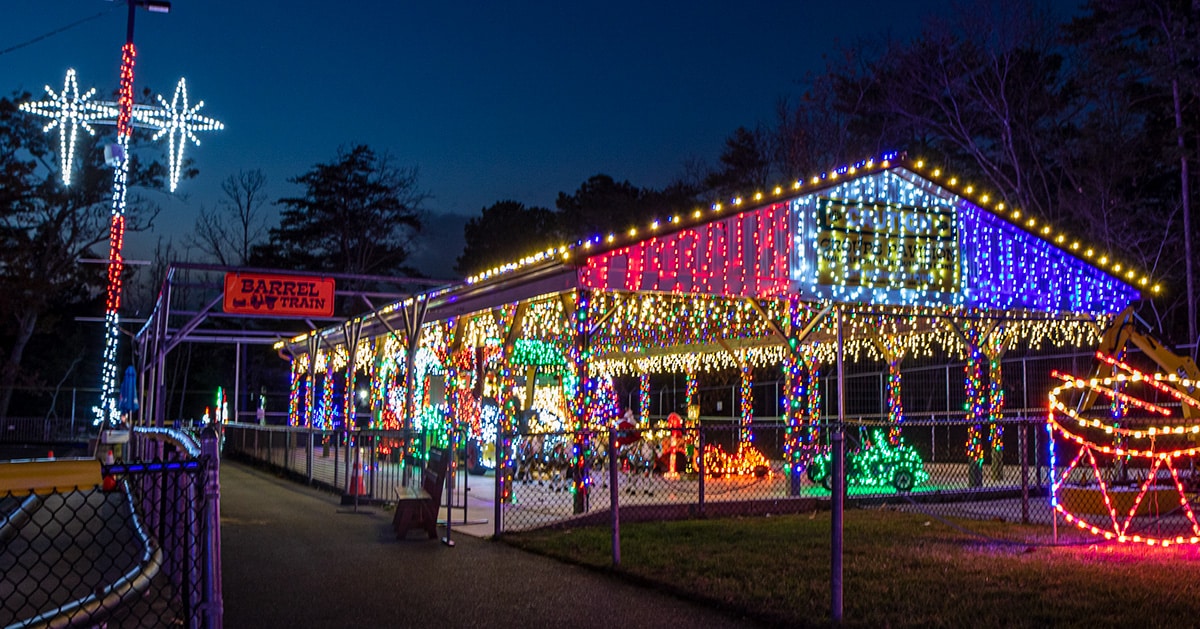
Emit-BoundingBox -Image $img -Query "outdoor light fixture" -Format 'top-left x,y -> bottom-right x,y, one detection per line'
110,0 -> 172,13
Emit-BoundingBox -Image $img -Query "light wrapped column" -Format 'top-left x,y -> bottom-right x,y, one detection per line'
566,290 -> 594,514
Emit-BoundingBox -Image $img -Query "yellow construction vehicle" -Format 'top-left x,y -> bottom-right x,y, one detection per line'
1080,306 -> 1200,420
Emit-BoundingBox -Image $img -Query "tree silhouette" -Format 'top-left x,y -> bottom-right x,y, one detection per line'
455,200 -> 557,276
251,144 -> 427,277
0,94 -> 163,420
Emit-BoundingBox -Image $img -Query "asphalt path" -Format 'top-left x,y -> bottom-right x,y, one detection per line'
221,460 -> 761,629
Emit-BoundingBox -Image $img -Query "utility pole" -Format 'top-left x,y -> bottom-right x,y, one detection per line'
96,1 -> 170,427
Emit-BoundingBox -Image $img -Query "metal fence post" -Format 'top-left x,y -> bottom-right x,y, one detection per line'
368,433 -> 378,500
610,428 -> 620,566
1035,421 -> 1043,488
494,428 -> 503,537
931,420 -> 936,463
442,424 -> 456,547
1020,420 -> 1030,524
697,424 -> 705,515
832,307 -> 845,625
307,430 -> 314,484
200,426 -> 223,628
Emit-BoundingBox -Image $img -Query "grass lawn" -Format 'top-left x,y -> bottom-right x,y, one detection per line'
503,507 -> 1200,628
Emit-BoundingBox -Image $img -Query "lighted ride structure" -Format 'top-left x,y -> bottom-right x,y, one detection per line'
1047,307 -> 1200,546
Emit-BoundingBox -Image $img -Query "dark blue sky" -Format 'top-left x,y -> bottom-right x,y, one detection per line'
1,1 -> 1076,278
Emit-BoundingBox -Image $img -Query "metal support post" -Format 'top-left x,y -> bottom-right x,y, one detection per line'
200,426 -> 223,627
494,427 -> 503,537
832,307 -> 845,624
609,428 -> 620,566
233,343 -> 241,425
306,429 -> 314,484
1020,421 -> 1030,524
697,423 -> 705,514
442,423 -> 455,547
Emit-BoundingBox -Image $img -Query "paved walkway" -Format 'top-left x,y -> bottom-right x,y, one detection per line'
220,460 -> 761,629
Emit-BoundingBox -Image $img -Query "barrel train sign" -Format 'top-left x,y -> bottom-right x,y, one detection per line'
223,272 -> 336,318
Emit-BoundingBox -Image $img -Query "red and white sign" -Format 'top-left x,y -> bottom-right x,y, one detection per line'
223,272 -> 336,318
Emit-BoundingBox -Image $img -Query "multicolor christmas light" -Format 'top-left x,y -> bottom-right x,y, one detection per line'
567,290 -> 594,505
685,368 -> 697,411
962,325 -> 985,464
739,361 -> 753,444
638,371 -> 650,424
783,354 -> 803,478
1048,355 -> 1200,546
272,153 -> 1151,517
876,330 -> 907,445
288,358 -> 303,426
984,329 -> 1007,466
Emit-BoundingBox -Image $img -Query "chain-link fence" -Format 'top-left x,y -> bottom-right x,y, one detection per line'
224,411 -> 1200,548
222,339 -> 1200,549
1,428 -> 220,628
493,414 -> 1049,533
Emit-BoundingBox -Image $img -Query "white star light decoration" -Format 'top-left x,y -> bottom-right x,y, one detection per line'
134,78 -> 223,191
19,69 -> 117,185
20,70 -> 223,191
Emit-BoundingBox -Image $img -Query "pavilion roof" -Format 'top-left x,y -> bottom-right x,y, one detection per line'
277,153 -> 1147,354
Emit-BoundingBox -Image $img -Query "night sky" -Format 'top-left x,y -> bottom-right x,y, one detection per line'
1,1 -> 1077,278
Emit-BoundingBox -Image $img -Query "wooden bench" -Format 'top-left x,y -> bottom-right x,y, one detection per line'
392,447 -> 450,539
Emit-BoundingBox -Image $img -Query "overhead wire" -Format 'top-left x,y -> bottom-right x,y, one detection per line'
0,8 -> 115,58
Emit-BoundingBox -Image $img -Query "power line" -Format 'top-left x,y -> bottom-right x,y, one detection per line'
0,9 -> 115,58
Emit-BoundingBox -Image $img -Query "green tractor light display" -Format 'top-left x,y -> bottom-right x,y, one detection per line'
807,428 -> 929,492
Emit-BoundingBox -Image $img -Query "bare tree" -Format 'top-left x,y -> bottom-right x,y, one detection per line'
1067,0 -> 1200,344
187,169 -> 271,267
773,37 -> 898,180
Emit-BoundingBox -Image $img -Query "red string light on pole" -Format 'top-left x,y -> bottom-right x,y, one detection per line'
97,40 -> 138,426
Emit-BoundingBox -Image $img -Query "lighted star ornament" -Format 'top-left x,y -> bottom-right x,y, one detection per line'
19,69 -> 117,185
134,77 -> 223,191
19,70 -> 223,192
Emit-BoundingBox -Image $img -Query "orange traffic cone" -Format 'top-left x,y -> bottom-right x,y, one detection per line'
349,463 -> 365,496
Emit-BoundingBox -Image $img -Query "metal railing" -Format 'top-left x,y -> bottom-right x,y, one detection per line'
221,424 -> 428,506
0,417 -> 86,444
222,415 -> 1048,530
0,426 -> 221,628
